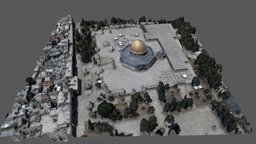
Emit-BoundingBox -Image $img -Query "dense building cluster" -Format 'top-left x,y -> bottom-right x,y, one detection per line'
0,15 -> 79,142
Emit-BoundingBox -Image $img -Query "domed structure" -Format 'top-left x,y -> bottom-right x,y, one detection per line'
130,39 -> 147,55
156,50 -> 166,59
120,39 -> 156,71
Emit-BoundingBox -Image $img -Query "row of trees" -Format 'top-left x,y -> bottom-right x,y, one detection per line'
211,100 -> 238,133
80,17 -> 137,30
138,16 -> 174,25
97,100 -> 122,121
80,18 -> 109,31
88,120 -> 133,136
111,16 -> 173,25
157,81 -> 167,103
75,19 -> 96,63
171,17 -> 200,52
110,17 -> 135,25
163,95 -> 193,113
194,51 -> 223,89
80,17 -> 136,30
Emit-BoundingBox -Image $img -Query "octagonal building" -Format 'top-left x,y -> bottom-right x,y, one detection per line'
120,39 -> 156,71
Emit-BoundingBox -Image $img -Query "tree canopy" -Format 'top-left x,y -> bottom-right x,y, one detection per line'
97,101 -> 122,121
139,16 -> 146,23
111,17 -> 117,24
157,81 -> 166,103
75,19 -> 96,63
168,123 -> 181,135
192,77 -> 200,86
163,96 -> 193,112
211,100 -> 238,133
143,92 -> 152,103
93,121 -> 114,135
131,92 -> 143,104
171,17 -> 199,52
51,39 -> 57,46
26,77 -> 35,86
123,94 -> 141,119
165,114 -> 175,125
194,51 -> 223,89
140,115 -> 158,132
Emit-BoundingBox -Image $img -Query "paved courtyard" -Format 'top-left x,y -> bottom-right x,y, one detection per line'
174,105 -> 227,135
75,25 -> 226,137
99,89 -> 226,136
95,27 -> 195,93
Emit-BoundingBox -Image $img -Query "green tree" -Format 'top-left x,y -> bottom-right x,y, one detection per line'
194,51 -> 223,89
88,119 -> 94,131
111,17 -> 117,24
157,81 -> 166,103
139,16 -> 146,23
140,118 -> 151,132
97,101 -> 115,118
164,84 -> 170,90
131,92 -> 143,104
78,21 -> 95,64
75,29 -> 81,42
163,103 -> 171,112
95,121 -> 114,134
143,92 -> 152,103
165,114 -> 175,124
148,115 -> 158,131
51,39 -> 57,46
80,18 -> 86,26
147,106 -> 155,114
26,77 -> 35,85
192,77 -> 200,86
215,64 -> 223,73
97,101 -> 122,121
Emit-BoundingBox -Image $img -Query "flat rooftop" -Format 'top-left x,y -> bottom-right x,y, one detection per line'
143,24 -> 189,71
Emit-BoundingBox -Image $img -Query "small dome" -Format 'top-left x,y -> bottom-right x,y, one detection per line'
130,39 -> 147,55
156,50 -> 166,59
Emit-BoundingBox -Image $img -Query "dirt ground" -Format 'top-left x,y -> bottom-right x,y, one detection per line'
137,103 -> 150,116
115,102 -> 128,116
165,86 -> 183,102
189,89 -> 212,108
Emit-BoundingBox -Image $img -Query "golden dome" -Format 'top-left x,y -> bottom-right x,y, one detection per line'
130,39 -> 147,55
